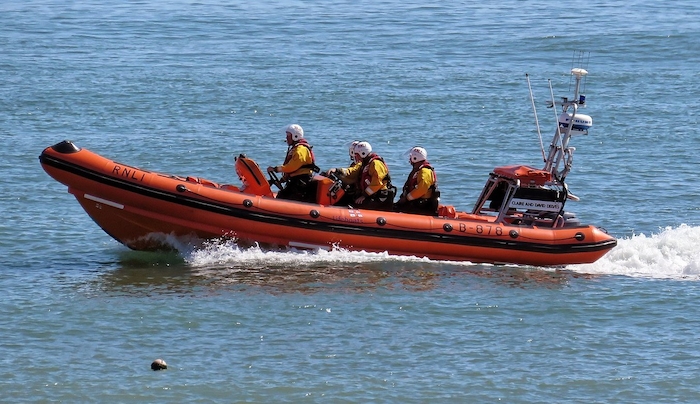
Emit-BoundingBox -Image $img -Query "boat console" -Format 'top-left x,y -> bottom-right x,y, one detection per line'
471,59 -> 592,229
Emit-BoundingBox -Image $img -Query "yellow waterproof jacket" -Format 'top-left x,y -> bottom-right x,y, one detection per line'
278,143 -> 315,178
359,157 -> 390,196
406,167 -> 435,201
339,162 -> 361,185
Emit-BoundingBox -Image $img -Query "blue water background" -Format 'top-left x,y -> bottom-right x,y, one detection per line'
1,0 -> 700,402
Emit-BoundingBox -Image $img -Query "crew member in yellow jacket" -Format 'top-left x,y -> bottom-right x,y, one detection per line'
343,141 -> 395,211
267,123 -> 319,202
395,146 -> 440,215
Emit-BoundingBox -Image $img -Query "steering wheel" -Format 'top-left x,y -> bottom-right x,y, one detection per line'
267,169 -> 284,190
322,169 -> 342,182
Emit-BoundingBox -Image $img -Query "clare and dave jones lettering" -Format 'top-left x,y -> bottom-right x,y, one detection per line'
112,164 -> 146,182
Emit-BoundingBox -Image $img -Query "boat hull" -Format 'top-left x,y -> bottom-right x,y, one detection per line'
39,141 -> 617,266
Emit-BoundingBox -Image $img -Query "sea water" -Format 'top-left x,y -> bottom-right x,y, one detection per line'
1,0 -> 700,402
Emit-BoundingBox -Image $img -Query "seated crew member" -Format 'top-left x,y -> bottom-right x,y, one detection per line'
326,140 -> 361,206
346,141 -> 395,211
266,123 -> 319,202
395,146 -> 440,215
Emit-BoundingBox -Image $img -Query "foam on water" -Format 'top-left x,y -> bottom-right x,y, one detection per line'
569,224 -> 700,280
185,239 -> 437,269
182,226 -> 700,281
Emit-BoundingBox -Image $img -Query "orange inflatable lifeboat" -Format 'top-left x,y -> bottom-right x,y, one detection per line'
38,64 -> 617,266
39,140 -> 615,267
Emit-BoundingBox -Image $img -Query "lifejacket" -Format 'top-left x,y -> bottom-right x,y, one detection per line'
359,153 -> 392,192
402,160 -> 438,199
283,139 -> 320,177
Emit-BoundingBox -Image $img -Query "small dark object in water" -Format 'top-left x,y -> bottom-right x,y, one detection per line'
151,359 -> 167,371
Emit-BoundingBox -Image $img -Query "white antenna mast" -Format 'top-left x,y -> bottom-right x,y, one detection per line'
526,73 -> 546,163
541,53 -> 592,183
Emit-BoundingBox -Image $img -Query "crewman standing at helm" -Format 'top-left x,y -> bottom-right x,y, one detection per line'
395,146 -> 440,215
344,141 -> 395,211
267,124 -> 319,202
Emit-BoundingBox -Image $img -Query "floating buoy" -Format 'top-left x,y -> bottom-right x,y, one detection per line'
151,358 -> 167,371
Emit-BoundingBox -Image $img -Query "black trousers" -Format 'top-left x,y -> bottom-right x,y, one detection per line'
395,197 -> 439,216
358,188 -> 396,211
277,175 -> 317,203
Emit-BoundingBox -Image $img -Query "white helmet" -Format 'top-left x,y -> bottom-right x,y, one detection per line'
348,140 -> 360,162
408,146 -> 427,163
285,124 -> 304,141
354,141 -> 372,159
